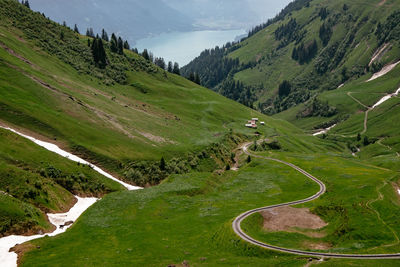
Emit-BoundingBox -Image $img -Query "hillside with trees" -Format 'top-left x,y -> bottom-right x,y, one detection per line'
182,0 -> 400,128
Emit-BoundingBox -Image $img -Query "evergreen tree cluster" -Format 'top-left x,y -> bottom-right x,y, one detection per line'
101,29 -> 109,41
91,36 -> 107,68
110,33 -> 124,55
292,40 -> 318,64
187,72 -> 200,85
247,0 -> 312,39
140,50 -> 179,75
21,0 -> 30,8
278,80 -> 292,97
2,0 -> 172,85
217,79 -> 256,108
141,49 -> 152,61
154,57 -> 166,70
274,18 -> 304,48
319,22 -> 333,46
375,11 -> 400,45
181,45 -> 240,88
318,7 -> 328,20
297,98 -> 337,118
172,62 -> 180,75
86,28 -> 95,38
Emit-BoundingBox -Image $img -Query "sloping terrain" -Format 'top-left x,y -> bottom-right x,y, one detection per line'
2,1 -> 400,266
182,0 -> 400,119
0,0 -> 304,239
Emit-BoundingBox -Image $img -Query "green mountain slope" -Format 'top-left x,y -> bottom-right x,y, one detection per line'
183,0 -> 400,119
2,1 -> 400,266
183,0 -> 400,166
0,0 -> 314,237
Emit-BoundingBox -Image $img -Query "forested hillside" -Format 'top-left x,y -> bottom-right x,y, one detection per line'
182,0 -> 400,118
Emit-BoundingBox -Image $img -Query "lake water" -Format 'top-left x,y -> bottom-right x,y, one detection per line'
135,29 -> 246,67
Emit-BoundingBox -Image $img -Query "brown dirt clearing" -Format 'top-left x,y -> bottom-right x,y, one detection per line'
261,206 -> 327,234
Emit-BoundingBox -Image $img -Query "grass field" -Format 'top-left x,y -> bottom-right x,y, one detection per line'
241,152 -> 400,256
20,157 -> 319,266
2,1 -> 400,266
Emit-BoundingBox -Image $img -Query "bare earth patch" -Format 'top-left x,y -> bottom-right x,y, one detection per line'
261,206 -> 327,234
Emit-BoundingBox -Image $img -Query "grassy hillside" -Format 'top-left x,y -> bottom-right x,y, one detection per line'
0,0 -> 275,177
2,1 -> 400,266
0,127 -> 124,237
0,0 -> 315,237
183,0 -> 400,170
19,143 -> 400,266
183,0 -> 400,115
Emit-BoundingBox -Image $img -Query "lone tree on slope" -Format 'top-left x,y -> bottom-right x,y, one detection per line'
74,24 -> 80,34
173,62 -> 180,75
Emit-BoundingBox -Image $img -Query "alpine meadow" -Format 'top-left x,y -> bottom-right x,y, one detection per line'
1,0 -> 400,266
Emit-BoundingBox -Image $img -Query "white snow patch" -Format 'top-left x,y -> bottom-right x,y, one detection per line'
0,197 -> 98,267
398,189 -> 400,196
337,83 -> 344,89
371,88 -> 400,109
369,43 -> 390,66
0,126 -> 143,267
0,126 -> 141,191
313,124 -> 337,136
367,61 -> 400,82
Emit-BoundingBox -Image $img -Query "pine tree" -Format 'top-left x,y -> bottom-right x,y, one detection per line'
101,29 -> 109,42
22,0 -> 30,8
154,57 -> 166,69
247,155 -> 252,163
63,21 -> 67,27
167,61 -> 173,73
173,62 -> 180,75
74,24 -> 80,34
86,28 -> 94,38
117,37 -> 124,55
142,49 -> 150,61
91,36 -> 107,68
123,40 -> 130,50
160,157 -> 166,171
110,33 -> 118,53
278,80 -> 292,97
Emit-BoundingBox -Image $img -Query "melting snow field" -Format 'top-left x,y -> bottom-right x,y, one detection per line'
372,88 -> 400,109
0,126 -> 141,191
367,61 -> 400,82
313,124 -> 337,136
0,197 -> 98,267
0,125 -> 142,266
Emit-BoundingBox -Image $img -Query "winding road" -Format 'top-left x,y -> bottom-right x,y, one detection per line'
232,142 -> 400,259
